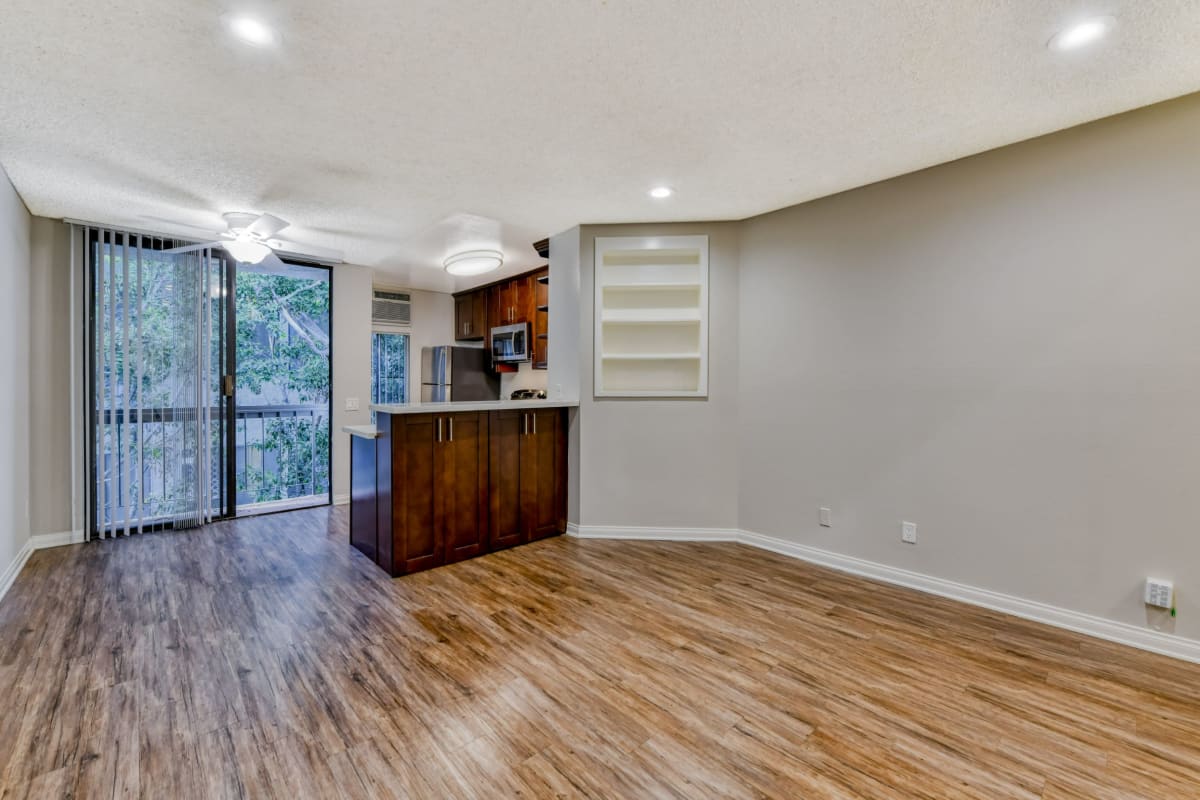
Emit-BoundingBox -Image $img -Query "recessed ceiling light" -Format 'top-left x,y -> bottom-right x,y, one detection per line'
444,249 -> 504,276
649,186 -> 673,199
225,14 -> 279,47
1048,16 -> 1115,51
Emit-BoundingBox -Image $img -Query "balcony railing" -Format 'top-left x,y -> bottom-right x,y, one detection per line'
235,404 -> 330,510
96,404 -> 330,521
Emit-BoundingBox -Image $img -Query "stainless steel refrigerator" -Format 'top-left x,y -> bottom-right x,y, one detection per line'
420,346 -> 499,402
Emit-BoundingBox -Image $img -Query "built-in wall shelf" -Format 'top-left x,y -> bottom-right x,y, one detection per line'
594,235 -> 709,398
601,352 -> 702,360
601,308 -> 702,324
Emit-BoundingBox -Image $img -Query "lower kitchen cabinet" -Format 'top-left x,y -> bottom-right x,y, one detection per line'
375,411 -> 488,575
356,407 -> 567,577
488,407 -> 567,550
439,412 -> 490,564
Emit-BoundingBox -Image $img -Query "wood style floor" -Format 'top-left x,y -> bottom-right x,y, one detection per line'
2,508 -> 1200,799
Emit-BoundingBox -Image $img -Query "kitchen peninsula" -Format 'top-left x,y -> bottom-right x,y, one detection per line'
344,399 -> 576,576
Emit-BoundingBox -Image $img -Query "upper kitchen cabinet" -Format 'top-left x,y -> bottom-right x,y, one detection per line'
455,266 -> 551,368
489,273 -> 535,326
594,235 -> 709,397
454,290 -> 487,341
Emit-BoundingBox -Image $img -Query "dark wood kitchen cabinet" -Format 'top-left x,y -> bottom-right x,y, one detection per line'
439,412 -> 490,564
454,290 -> 486,341
349,406 -> 569,577
373,411 -> 489,575
488,407 -> 567,550
456,266 -> 550,366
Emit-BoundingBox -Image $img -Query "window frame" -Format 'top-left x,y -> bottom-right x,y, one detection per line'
370,329 -> 411,409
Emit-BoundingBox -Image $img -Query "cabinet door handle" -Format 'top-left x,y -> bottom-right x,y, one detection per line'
522,412 -> 528,435
448,417 -> 454,442
532,412 -> 537,435
436,417 -> 442,442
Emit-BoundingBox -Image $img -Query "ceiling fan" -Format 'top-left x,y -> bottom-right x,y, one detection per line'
163,212 -> 341,268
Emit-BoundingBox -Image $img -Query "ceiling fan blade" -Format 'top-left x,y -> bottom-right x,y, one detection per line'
260,252 -> 288,271
269,239 -> 345,263
162,241 -> 224,255
247,213 -> 290,239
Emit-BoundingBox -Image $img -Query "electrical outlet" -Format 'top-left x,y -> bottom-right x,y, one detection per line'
1145,578 -> 1174,609
345,397 -> 360,411
901,521 -> 917,544
819,507 -> 832,527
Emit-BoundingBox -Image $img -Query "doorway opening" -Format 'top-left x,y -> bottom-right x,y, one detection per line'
233,261 -> 332,516
85,228 -> 332,537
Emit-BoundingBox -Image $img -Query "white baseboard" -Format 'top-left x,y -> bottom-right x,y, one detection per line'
0,539 -> 34,607
568,524 -> 1200,665
566,523 -> 739,542
30,529 -> 86,550
333,494 -> 350,506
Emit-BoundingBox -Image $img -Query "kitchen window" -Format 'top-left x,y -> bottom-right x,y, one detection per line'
371,331 -> 409,406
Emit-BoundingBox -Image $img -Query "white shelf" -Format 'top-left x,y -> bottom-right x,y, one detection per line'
601,281 -> 703,290
601,308 -> 701,324
594,235 -> 709,398
601,352 -> 702,360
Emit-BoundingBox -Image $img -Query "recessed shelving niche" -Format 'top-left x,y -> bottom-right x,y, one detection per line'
594,235 -> 708,397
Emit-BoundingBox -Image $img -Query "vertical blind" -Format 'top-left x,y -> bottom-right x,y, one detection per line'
84,226 -> 221,538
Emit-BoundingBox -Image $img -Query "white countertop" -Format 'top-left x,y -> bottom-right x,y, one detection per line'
342,424 -> 382,439
344,400 -> 577,438
369,398 -> 579,415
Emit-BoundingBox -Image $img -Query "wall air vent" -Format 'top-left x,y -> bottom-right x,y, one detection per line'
372,290 -> 412,326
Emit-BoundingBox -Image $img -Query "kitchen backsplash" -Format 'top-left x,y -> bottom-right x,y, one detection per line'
500,361 -> 547,397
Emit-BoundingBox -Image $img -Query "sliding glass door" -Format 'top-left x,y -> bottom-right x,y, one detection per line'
86,230 -> 234,537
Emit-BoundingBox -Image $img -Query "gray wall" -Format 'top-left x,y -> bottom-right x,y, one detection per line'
737,94 -> 1200,639
28,218 -> 73,536
0,166 -> 32,570
331,263 -> 374,502
331,272 -> 454,501
575,222 -> 740,530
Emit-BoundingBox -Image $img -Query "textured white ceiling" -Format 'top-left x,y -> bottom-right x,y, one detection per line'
2,1 -> 1200,291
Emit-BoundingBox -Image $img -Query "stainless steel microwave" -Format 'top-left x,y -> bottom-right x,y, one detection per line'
491,322 -> 530,363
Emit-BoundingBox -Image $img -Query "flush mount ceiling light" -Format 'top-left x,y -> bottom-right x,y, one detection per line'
223,14 -> 280,47
649,186 -> 674,199
1048,16 -> 1115,51
444,249 -> 504,276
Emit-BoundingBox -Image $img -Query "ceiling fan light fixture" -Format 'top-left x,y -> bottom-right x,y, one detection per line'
444,249 -> 504,276
223,238 -> 273,264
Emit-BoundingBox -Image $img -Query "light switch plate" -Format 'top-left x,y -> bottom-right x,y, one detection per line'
345,397 -> 360,411
819,507 -> 832,527
901,521 -> 917,544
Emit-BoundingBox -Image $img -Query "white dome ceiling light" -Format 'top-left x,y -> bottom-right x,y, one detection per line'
444,249 -> 504,276
1048,16 -> 1116,51
222,235 -> 273,264
649,186 -> 674,199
